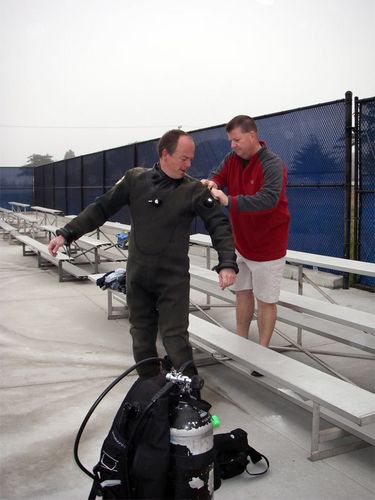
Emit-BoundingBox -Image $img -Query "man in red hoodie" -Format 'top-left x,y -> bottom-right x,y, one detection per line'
202,115 -> 290,359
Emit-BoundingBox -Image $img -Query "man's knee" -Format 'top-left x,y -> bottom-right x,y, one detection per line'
256,298 -> 277,310
236,289 -> 253,304
256,298 -> 276,320
236,289 -> 253,297
257,299 -> 276,315
162,335 -> 194,372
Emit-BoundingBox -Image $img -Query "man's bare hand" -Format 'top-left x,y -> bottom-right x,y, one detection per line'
210,188 -> 229,207
218,268 -> 236,290
201,179 -> 218,190
48,235 -> 66,256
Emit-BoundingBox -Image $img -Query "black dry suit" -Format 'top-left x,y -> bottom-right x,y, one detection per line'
57,164 -> 238,376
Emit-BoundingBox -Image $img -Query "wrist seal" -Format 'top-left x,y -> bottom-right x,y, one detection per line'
56,227 -> 72,244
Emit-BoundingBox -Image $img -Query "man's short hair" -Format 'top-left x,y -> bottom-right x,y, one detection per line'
157,129 -> 192,157
225,115 -> 258,134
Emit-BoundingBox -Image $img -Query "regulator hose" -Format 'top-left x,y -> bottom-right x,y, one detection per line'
73,356 -> 164,479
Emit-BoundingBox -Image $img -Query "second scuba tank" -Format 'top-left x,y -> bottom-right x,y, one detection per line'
167,373 -> 214,499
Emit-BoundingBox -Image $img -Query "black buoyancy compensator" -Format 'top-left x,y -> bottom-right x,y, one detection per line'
74,358 -> 215,500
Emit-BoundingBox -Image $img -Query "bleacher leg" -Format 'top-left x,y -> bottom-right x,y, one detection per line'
311,401 -> 321,459
58,262 -> 63,283
297,264 -> 303,345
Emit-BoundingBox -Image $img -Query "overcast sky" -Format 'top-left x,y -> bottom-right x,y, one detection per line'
1,0 -> 374,166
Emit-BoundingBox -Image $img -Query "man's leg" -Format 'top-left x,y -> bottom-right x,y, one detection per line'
256,299 -> 277,347
231,254 -> 254,338
251,257 -> 285,347
157,275 -> 197,377
126,268 -> 160,377
235,289 -> 254,338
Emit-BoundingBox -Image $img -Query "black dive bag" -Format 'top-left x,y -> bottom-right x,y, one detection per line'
213,428 -> 270,490
89,373 -> 171,499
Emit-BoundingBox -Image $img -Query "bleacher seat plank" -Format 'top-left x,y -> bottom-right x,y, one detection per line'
97,246 -> 128,262
61,261 -> 89,279
278,290 -> 375,335
31,206 -> 63,215
190,233 -> 375,278
190,335 -> 375,461
0,220 -> 17,231
77,235 -> 111,248
188,315 -> 375,426
36,226 -> 117,272
39,225 -> 111,250
189,265 -> 375,336
13,212 -> 39,224
276,307 -> 375,354
14,233 -> 88,281
0,207 -> 15,215
190,275 -> 375,353
0,220 -> 18,239
14,234 -> 69,261
39,224 -> 57,232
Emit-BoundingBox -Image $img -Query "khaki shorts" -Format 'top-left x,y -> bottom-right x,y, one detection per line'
231,252 -> 286,303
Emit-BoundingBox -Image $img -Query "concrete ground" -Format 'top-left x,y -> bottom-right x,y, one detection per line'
0,236 -> 374,500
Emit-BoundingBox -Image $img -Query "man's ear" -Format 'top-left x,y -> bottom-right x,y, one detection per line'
160,148 -> 169,160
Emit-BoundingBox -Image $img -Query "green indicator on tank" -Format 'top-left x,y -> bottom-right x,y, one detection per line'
211,414 -> 220,428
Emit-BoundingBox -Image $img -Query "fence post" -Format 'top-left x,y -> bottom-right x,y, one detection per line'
64,159 -> 68,215
353,97 -> 359,264
102,151 -> 106,196
80,156 -> 84,212
343,90 -> 353,289
42,165 -> 45,208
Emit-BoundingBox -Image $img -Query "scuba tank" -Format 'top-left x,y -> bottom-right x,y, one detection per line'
166,371 -> 215,499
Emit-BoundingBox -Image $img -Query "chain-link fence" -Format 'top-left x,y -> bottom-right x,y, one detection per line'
355,97 -> 375,287
0,167 -> 33,207
175,99 -> 349,255
255,101 -> 348,257
2,93 -> 374,289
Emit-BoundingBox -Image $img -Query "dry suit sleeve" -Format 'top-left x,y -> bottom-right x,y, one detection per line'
56,173 -> 131,243
192,184 -> 238,273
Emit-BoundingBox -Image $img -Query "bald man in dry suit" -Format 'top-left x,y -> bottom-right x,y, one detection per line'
48,129 -> 238,378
